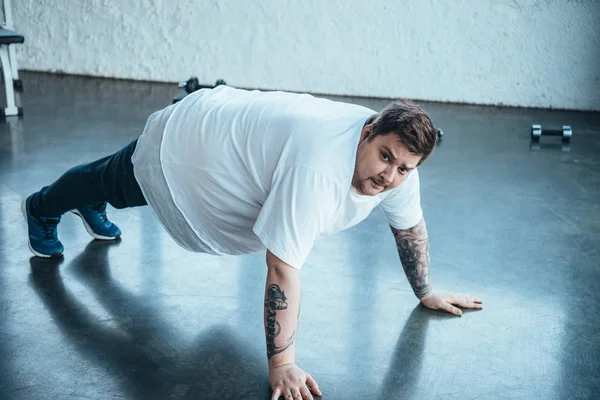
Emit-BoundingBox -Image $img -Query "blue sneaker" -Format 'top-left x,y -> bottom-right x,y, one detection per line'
21,195 -> 64,258
71,202 -> 121,240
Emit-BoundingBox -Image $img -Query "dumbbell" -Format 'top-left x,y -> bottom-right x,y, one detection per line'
182,77 -> 227,94
173,77 -> 228,103
531,124 -> 572,143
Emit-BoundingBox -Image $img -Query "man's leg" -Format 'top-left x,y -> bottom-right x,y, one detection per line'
23,139 -> 147,258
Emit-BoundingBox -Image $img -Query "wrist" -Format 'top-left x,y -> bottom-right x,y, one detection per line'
269,359 -> 295,371
415,284 -> 432,300
267,346 -> 295,371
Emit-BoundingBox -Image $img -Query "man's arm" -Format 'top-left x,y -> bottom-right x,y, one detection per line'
390,218 -> 483,316
265,250 -> 322,400
265,251 -> 300,369
390,217 -> 432,299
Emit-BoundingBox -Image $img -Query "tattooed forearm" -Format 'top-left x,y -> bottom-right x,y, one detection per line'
390,218 -> 432,299
264,284 -> 296,359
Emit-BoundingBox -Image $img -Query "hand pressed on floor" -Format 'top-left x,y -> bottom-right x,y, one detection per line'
270,363 -> 322,400
420,289 -> 483,316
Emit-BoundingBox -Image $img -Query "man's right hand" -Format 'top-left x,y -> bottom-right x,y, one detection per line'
269,363 -> 322,400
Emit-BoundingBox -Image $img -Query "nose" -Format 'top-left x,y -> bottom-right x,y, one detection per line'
381,167 -> 396,185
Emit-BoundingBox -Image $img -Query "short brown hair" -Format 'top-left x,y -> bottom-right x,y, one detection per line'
366,100 -> 437,165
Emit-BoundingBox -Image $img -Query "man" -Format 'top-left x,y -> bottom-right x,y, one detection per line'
22,86 -> 483,400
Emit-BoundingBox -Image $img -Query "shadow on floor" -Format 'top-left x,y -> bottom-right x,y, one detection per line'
29,240 -> 466,400
28,240 -> 271,400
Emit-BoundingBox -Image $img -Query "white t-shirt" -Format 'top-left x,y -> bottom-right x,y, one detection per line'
138,86 -> 422,269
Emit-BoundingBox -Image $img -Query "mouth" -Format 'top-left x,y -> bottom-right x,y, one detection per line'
371,178 -> 385,189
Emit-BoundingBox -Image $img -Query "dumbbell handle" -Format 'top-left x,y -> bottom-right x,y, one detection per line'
178,81 -> 215,90
540,129 -> 565,136
542,129 -> 563,136
196,84 -> 217,90
531,125 -> 572,138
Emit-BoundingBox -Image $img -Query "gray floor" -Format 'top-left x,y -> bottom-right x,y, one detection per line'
1,72 -> 599,400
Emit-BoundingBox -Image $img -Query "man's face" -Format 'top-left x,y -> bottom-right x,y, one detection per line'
352,125 -> 422,196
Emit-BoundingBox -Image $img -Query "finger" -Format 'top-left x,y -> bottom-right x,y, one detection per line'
447,294 -> 478,308
465,295 -> 483,308
462,294 -> 482,304
306,374 -> 322,396
471,300 -> 483,309
458,297 -> 483,309
463,302 -> 483,309
271,388 -> 281,400
300,387 -> 314,400
284,389 -> 294,400
292,388 -> 303,400
442,301 -> 462,316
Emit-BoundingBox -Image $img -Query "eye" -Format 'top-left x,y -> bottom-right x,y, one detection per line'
398,167 -> 408,175
382,153 -> 390,161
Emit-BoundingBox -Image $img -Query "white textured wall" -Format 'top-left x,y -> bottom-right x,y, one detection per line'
12,0 -> 600,110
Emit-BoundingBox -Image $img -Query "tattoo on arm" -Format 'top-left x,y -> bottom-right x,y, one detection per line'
265,284 -> 296,359
390,219 -> 432,298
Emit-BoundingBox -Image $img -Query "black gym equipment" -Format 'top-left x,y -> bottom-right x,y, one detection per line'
173,76 -> 227,104
530,124 -> 572,152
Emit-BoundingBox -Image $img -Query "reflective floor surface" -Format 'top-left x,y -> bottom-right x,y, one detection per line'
1,73 -> 599,399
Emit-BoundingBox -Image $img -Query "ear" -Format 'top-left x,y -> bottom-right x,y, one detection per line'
359,124 -> 373,143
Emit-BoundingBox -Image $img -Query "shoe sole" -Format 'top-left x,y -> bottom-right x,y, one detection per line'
70,209 -> 120,241
21,198 -> 63,259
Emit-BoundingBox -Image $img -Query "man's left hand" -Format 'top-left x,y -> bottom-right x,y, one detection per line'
420,289 -> 482,316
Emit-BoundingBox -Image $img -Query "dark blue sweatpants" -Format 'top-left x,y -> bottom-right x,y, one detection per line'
29,139 -> 147,218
